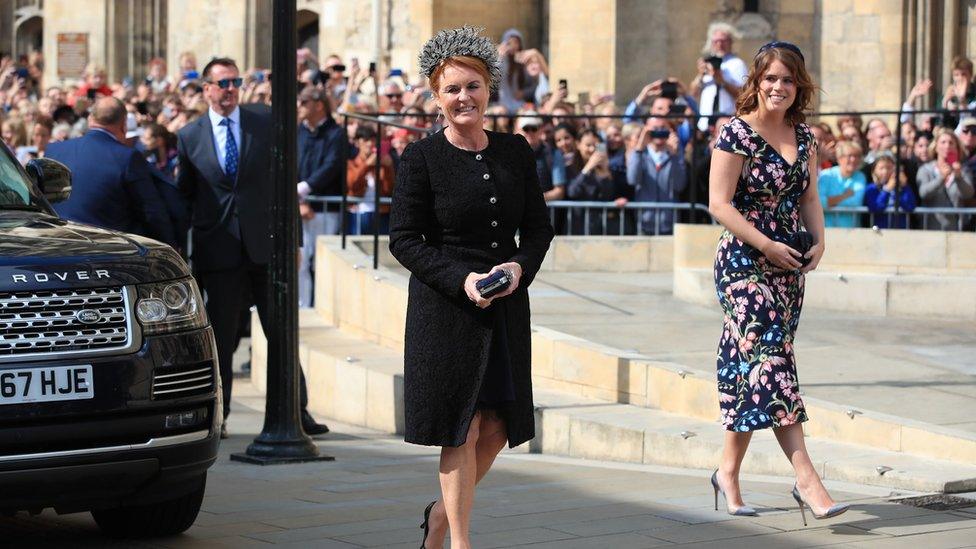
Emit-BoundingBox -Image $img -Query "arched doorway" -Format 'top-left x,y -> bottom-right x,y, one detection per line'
15,16 -> 42,56
13,0 -> 43,58
297,9 -> 319,55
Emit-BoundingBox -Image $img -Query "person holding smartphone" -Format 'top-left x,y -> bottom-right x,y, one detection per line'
389,27 -> 553,549
73,63 -> 113,104
690,22 -> 748,132
917,128 -> 974,229
626,117 -> 688,234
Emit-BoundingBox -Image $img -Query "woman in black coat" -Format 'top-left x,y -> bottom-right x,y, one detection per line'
389,27 -> 554,549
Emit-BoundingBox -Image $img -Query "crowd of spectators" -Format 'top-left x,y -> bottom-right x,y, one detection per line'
2,23 -> 975,238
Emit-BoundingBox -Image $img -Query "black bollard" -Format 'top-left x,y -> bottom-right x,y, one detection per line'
231,0 -> 333,465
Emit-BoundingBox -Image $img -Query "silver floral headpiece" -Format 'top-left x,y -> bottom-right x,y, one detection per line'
418,26 -> 500,91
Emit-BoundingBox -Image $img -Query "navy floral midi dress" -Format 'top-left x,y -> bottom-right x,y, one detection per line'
713,117 -> 813,432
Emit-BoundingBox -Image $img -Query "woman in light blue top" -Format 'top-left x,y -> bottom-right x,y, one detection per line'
818,140 -> 867,227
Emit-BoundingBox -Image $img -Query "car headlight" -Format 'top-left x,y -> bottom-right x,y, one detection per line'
135,278 -> 208,334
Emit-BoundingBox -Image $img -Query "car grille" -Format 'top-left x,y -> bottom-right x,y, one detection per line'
0,287 -> 132,358
152,363 -> 215,399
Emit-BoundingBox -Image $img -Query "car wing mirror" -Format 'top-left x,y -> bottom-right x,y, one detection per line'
26,157 -> 72,204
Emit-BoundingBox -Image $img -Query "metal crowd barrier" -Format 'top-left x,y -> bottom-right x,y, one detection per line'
306,194 -> 976,269
328,106 -> 976,268
826,206 -> 976,231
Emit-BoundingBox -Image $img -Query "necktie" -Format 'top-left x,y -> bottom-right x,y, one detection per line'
220,118 -> 238,178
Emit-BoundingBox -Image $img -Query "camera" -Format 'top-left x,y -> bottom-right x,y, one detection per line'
704,56 -> 723,71
649,128 -> 671,139
660,81 -> 678,100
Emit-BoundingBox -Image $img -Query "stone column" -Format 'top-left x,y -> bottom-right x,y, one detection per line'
167,0 -> 249,77
547,0 -> 615,103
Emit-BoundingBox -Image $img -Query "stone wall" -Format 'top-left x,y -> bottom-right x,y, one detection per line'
816,0 -> 905,118
43,0 -> 109,86
547,0 -> 616,101
167,0 -> 249,76
33,0 -> 961,120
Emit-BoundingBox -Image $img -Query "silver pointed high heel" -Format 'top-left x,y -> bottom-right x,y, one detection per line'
791,485 -> 850,526
710,470 -> 758,516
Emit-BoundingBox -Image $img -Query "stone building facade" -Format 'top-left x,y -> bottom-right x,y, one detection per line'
3,0 -> 974,116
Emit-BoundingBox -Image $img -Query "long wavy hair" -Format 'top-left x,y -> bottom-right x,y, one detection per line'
735,47 -> 816,127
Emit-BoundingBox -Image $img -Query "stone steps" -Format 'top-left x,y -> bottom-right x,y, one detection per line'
307,237 -> 976,468
250,311 -> 976,494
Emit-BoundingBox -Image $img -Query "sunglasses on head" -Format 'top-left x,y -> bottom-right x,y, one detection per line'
385,93 -> 403,99
210,77 -> 243,89
756,41 -> 805,63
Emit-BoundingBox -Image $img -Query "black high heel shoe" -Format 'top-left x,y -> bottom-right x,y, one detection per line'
419,500 -> 436,548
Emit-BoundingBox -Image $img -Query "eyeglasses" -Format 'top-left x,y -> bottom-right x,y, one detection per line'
210,77 -> 243,89
963,126 -> 976,135
756,41 -> 805,63
521,125 -> 539,132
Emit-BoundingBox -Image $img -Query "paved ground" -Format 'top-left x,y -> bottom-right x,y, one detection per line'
530,272 -> 976,433
4,377 -> 976,548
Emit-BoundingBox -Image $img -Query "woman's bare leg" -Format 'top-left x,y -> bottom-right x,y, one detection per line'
716,430 -> 753,511
773,423 -> 837,513
426,413 -> 508,548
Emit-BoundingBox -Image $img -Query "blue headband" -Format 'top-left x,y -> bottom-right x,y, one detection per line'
756,41 -> 805,63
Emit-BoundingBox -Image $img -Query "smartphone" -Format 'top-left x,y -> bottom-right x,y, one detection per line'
660,81 -> 678,100
331,64 -> 346,74
86,88 -> 97,100
15,67 -> 28,79
946,149 -> 959,165
389,68 -> 403,77
668,104 -> 685,116
253,71 -> 264,83
135,101 -> 148,115
368,62 -> 376,74
559,79 -> 568,93
578,91 -> 590,106
649,129 -> 671,139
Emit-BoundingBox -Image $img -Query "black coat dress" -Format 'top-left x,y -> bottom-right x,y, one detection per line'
389,130 -> 554,448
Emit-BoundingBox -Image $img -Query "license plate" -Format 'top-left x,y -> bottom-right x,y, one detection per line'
0,365 -> 94,405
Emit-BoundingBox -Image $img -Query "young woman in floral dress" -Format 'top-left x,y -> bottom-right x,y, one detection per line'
707,41 -> 849,524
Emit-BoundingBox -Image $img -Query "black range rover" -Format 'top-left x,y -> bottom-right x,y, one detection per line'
0,155 -> 220,537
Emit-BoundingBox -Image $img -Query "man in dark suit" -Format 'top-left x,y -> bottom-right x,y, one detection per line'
45,97 -> 176,246
176,57 -> 327,438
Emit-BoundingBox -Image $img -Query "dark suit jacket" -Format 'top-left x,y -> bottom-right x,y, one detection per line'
298,116 -> 346,213
45,129 -> 176,246
148,163 -> 190,253
176,105 -> 272,272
